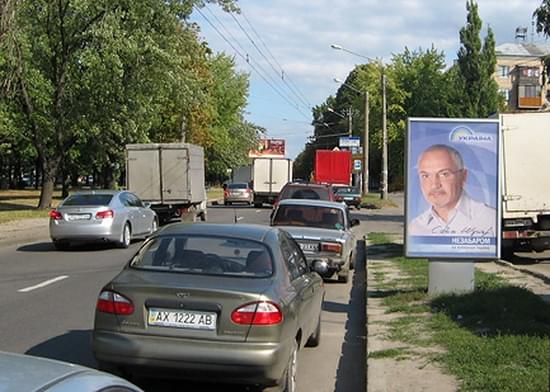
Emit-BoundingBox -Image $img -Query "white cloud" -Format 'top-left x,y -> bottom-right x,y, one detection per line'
192,0 -> 546,159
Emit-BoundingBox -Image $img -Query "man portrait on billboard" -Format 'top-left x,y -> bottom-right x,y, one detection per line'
409,143 -> 495,237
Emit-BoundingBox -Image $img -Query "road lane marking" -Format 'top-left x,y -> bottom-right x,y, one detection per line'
18,275 -> 69,293
255,210 -> 261,212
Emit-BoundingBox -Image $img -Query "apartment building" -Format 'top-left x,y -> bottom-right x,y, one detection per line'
495,38 -> 550,111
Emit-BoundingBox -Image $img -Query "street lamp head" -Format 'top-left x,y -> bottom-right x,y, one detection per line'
330,44 -> 343,50
333,77 -> 343,83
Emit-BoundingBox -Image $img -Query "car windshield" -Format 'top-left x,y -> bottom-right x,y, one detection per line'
273,205 -> 345,230
334,187 -> 359,194
280,186 -> 329,200
62,194 -> 113,206
130,235 -> 273,278
227,183 -> 248,189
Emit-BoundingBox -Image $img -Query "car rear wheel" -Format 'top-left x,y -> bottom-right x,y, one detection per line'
118,223 -> 131,248
281,340 -> 298,392
305,315 -> 321,347
338,269 -> 349,283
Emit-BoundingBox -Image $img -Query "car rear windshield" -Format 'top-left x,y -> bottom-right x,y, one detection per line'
280,186 -> 330,200
334,187 -> 359,194
62,194 -> 113,206
130,235 -> 273,278
273,205 -> 345,230
227,183 -> 248,189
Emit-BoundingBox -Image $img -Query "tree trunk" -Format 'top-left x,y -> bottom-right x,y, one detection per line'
38,156 -> 61,209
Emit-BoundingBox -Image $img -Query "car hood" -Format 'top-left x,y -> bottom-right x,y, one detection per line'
276,226 -> 348,241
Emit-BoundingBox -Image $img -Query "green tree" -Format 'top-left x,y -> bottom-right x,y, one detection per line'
4,0 -> 239,207
534,0 -> 550,36
455,0 -> 502,117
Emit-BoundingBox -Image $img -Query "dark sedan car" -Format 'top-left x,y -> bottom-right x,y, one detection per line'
92,223 -> 325,391
333,185 -> 362,210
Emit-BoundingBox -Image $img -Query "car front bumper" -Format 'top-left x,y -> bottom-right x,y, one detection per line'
93,330 -> 289,386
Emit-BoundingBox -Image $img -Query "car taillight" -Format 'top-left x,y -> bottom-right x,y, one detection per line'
95,209 -> 114,219
96,290 -> 134,315
335,196 -> 343,201
231,301 -> 283,325
321,242 -> 342,254
49,210 -> 62,220
224,189 -> 229,197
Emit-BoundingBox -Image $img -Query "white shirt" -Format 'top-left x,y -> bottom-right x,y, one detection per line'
409,192 -> 496,237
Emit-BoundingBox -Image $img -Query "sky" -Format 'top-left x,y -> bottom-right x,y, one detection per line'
191,0 -> 547,160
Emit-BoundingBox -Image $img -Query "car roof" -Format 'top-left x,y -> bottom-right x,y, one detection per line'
70,190 -> 123,196
285,182 -> 330,188
154,223 -> 278,242
277,199 -> 346,209
0,351 -> 142,391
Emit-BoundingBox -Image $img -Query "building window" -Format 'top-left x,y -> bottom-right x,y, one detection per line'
498,65 -> 509,78
519,67 -> 540,78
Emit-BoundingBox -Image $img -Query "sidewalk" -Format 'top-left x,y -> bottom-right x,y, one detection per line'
365,193 -> 550,392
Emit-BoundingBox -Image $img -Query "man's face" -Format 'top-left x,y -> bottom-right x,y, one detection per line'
417,149 -> 466,211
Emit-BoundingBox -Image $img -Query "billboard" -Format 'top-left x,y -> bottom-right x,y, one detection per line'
248,139 -> 285,158
405,118 -> 500,259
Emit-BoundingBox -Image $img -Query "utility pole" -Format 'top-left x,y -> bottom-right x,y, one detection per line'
363,92 -> 369,195
381,71 -> 388,200
347,107 -> 352,136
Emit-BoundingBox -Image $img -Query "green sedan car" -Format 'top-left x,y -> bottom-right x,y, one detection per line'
92,223 -> 325,392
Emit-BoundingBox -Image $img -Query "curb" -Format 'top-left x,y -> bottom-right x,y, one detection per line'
494,259 -> 550,285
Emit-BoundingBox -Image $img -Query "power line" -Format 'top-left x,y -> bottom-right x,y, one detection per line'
196,6 -> 311,120
230,11 -> 312,110
240,9 -> 313,109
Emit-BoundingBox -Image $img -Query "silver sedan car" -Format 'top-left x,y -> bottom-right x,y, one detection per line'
0,351 -> 143,391
271,199 -> 360,283
49,190 -> 158,250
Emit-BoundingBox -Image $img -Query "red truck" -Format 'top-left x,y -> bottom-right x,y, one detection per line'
314,150 -> 352,185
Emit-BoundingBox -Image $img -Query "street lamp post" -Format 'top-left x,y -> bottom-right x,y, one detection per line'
334,78 -> 369,195
331,43 -> 388,200
327,107 -> 352,137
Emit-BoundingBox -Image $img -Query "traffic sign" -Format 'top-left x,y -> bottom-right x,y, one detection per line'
353,159 -> 362,171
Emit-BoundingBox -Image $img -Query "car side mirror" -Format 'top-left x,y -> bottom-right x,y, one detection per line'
351,219 -> 360,227
143,202 -> 152,209
311,259 -> 329,276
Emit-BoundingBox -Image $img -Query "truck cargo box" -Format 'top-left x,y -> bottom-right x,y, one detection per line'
314,150 -> 352,185
126,143 -> 206,204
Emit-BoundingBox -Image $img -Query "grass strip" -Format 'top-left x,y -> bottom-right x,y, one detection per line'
368,236 -> 550,392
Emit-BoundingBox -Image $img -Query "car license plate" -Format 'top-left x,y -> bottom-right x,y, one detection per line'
148,308 -> 217,330
344,197 -> 354,200
67,213 -> 91,221
300,243 -> 318,252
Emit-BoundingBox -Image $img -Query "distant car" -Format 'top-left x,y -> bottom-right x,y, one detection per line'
274,182 -> 336,208
333,185 -> 362,210
92,223 -> 325,391
271,199 -> 359,283
0,351 -> 143,392
224,182 -> 253,205
49,190 -> 158,250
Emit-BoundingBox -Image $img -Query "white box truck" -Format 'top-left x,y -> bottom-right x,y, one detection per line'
233,158 -> 292,207
126,143 -> 207,224
500,112 -> 550,256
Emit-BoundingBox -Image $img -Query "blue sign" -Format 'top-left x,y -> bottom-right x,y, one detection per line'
405,118 -> 500,259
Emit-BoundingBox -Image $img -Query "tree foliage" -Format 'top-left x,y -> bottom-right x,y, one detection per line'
534,0 -> 550,37
0,0 -> 265,206
455,0 -> 503,117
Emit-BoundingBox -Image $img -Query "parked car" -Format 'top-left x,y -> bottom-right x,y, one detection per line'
271,199 -> 359,283
274,182 -> 336,208
0,351 -> 143,392
49,190 -> 158,250
333,185 -> 362,210
223,182 -> 253,205
92,223 -> 325,391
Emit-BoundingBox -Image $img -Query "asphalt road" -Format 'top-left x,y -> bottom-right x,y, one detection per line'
0,203 -> 368,392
